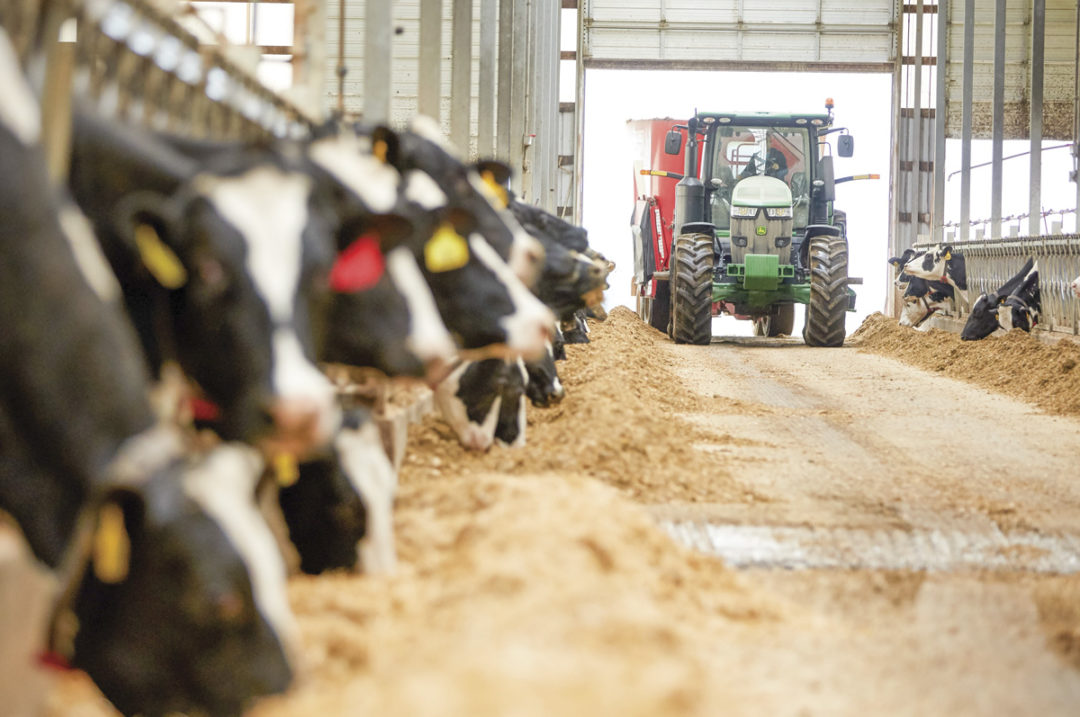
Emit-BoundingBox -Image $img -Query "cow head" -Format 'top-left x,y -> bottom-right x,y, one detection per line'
961,258 -> 1038,341
51,440 -> 299,717
119,161 -> 341,456
904,245 -> 967,291
278,410 -> 397,575
899,280 -> 952,329
888,248 -> 923,291
524,341 -> 566,407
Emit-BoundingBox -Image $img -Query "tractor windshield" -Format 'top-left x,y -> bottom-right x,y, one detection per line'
707,125 -> 812,230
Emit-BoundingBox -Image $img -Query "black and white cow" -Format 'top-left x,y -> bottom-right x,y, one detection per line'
561,310 -> 592,344
901,244 -> 968,298
524,341 -> 565,407
70,109 -> 341,458
0,31 -> 297,713
281,408 -> 397,574
306,124 -> 554,361
433,358 -> 528,451
898,277 -> 955,328
961,257 -> 1040,340
888,248 -> 924,292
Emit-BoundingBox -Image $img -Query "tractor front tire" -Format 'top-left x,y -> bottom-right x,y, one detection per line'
803,235 -> 848,347
753,304 -> 795,337
671,233 -> 714,345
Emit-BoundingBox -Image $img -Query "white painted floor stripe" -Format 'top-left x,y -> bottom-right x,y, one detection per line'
661,521 -> 1080,574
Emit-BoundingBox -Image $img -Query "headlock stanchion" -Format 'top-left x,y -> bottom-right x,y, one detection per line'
912,233 -> 1080,336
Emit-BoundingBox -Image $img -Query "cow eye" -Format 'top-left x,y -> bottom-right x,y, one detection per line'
193,256 -> 230,298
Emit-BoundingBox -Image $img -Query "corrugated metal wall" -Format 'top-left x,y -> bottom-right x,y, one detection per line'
582,0 -> 897,68
944,0 -> 1076,140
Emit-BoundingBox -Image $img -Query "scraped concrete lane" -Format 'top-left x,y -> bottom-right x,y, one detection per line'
650,335 -> 1080,716
656,337 -> 1080,539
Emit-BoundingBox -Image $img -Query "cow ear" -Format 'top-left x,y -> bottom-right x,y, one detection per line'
371,125 -> 401,166
366,213 -> 415,249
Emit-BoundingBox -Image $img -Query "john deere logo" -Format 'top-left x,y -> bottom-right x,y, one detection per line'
756,225 -> 768,236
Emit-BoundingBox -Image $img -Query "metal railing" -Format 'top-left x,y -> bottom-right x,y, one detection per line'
2,0 -> 316,149
913,234 -> 1080,335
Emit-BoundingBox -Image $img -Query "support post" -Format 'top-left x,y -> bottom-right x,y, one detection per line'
450,0 -> 473,154
1029,0 -> 1044,237
497,0 -> 514,161
990,0 -> 1006,239
419,0 -> 442,122
478,0 -> 497,158
364,0 -> 392,122
932,0 -> 948,243
960,0 -> 975,241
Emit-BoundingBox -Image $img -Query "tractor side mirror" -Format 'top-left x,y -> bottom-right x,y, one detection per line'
664,130 -> 683,156
816,156 -> 836,203
837,134 -> 854,158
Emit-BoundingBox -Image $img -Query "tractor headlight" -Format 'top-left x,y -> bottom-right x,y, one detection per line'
731,206 -> 757,217
765,207 -> 793,218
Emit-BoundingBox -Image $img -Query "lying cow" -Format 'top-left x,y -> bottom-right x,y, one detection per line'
0,31 -> 297,714
961,257 -> 1040,340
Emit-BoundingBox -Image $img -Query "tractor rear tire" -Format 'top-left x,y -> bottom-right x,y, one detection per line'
753,304 -> 795,337
803,235 -> 848,347
671,233 -> 714,345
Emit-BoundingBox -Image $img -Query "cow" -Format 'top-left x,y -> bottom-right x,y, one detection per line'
961,258 -> 1040,340
0,30 -> 298,713
70,108 -> 341,458
280,408 -> 397,574
524,340 -> 565,408
888,248 -> 925,292
561,310 -> 592,344
1071,274 -> 1080,299
898,276 -> 955,328
306,124 -> 554,361
901,244 -> 968,299
434,358 -> 528,451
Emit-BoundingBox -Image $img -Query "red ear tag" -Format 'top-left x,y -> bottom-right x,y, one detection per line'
330,235 -> 385,293
189,396 -> 221,422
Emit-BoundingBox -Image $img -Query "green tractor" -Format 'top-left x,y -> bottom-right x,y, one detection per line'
634,101 -> 859,346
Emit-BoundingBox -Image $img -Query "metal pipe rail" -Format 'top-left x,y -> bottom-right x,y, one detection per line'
913,234 -> 1080,336
1,0 -> 316,144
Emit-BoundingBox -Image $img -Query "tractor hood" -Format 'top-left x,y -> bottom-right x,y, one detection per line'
731,176 -> 792,208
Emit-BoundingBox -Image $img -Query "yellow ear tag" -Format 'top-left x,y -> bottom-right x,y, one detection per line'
481,170 -> 509,208
134,224 -> 187,289
92,502 -> 131,584
424,223 -> 470,273
943,251 -> 952,261
274,453 -> 299,488
373,139 -> 389,163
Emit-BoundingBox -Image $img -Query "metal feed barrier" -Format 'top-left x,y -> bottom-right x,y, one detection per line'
913,234 -> 1080,336
1,0 -> 316,175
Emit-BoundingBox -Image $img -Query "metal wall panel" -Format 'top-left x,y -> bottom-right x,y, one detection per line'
583,0 -> 897,68
944,0 -> 1076,139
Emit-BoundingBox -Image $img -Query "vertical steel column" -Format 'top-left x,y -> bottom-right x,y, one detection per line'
509,0 -> 528,193
574,0 -> 586,224
529,0 -> 548,203
364,0 -> 392,122
477,0 -> 498,157
547,0 -> 561,212
541,0 -> 559,211
419,0 -> 442,122
450,0 -> 473,154
887,0 -> 905,317
497,0 -> 514,162
1074,1 -> 1080,225
990,0 -> 1006,238
932,0 -> 948,243
911,0 -> 924,241
960,0 -> 975,240
1029,0 -> 1045,237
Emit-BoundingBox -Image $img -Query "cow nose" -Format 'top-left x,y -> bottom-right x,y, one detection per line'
588,262 -> 607,281
265,398 -> 329,457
